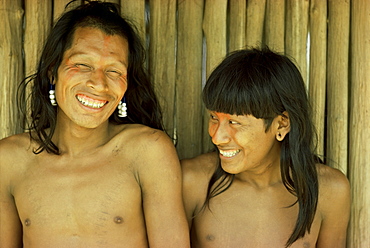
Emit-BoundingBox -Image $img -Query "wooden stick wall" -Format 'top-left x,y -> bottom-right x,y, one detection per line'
0,0 -> 369,246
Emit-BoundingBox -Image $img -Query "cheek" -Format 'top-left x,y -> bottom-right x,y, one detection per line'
208,122 -> 217,137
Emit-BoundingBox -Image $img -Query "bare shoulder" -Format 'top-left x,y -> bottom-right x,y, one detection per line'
0,132 -> 31,149
316,164 -> 350,192
0,132 -> 32,166
0,133 -> 33,192
181,151 -> 218,182
316,163 -> 350,212
113,124 -> 180,174
114,124 -> 173,149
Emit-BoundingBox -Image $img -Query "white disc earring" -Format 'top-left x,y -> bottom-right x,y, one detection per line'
49,84 -> 57,106
118,97 -> 127,117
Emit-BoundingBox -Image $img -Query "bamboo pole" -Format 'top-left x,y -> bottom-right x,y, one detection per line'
148,0 -> 177,137
0,0 -> 24,139
285,0 -> 309,86
24,1 -> 52,82
176,0 -> 204,159
202,0 -> 227,153
120,0 -> 146,45
228,0 -> 246,52
308,0 -> 327,157
53,0 -> 82,22
326,0 -> 349,174
264,0 -> 285,53
348,1 -> 370,247
245,0 -> 266,48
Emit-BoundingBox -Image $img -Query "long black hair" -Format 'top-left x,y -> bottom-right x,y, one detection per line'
18,1 -> 163,155
202,47 -> 319,247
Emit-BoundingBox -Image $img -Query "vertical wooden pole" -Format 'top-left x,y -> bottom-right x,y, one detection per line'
0,0 -> 24,139
120,0 -> 146,45
53,0 -> 82,22
264,0 -> 285,53
245,0 -> 266,48
228,0 -> 246,52
176,0 -> 204,159
23,1 -> 52,129
308,0 -> 327,157
326,0 -> 350,174
148,0 -> 177,137
348,1 -> 370,247
285,0 -> 309,86
202,0 -> 227,153
24,0 -> 52,84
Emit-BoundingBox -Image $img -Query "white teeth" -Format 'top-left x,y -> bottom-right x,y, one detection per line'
219,149 -> 240,158
76,95 -> 106,109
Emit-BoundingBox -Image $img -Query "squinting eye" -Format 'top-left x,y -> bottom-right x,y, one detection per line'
75,64 -> 92,72
229,120 -> 240,125
106,70 -> 123,78
75,64 -> 92,71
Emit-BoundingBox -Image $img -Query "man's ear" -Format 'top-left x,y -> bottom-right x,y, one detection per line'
48,68 -> 56,84
276,111 -> 290,141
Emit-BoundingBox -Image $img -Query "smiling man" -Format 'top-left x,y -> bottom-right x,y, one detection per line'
0,1 -> 189,248
181,47 -> 350,248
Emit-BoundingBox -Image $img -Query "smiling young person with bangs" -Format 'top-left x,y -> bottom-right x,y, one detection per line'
0,1 -> 189,247
181,47 -> 350,248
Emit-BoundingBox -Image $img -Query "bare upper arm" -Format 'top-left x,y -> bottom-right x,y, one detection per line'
316,165 -> 350,248
0,136 -> 24,248
181,152 -> 217,228
134,129 -> 190,248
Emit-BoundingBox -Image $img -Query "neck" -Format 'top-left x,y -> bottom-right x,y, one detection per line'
236,145 -> 283,189
52,119 -> 112,157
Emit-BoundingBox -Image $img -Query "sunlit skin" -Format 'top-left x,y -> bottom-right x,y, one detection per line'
0,27 -> 189,248
55,27 -> 128,132
208,111 -> 283,184
181,111 -> 350,248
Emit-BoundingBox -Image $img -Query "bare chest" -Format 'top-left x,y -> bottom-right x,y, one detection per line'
13,155 -> 146,247
192,186 -> 321,248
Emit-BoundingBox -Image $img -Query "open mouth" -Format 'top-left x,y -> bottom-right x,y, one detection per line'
219,149 -> 241,158
76,94 -> 108,109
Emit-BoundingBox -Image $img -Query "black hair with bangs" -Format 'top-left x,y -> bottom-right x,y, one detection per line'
202,47 -> 319,247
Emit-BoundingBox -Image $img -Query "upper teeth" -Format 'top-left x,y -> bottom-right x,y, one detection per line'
219,150 -> 240,157
76,95 -> 106,109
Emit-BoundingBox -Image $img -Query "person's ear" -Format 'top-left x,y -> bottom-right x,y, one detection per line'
276,111 -> 290,141
48,68 -> 56,85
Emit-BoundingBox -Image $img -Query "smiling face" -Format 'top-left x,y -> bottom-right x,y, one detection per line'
208,111 -> 285,175
54,27 -> 129,129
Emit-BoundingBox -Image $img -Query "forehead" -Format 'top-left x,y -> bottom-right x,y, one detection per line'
65,27 -> 129,63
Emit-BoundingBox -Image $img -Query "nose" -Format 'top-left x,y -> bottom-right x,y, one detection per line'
209,121 -> 231,146
86,69 -> 108,92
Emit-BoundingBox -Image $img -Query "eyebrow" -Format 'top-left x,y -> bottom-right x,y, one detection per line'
67,52 -> 128,67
